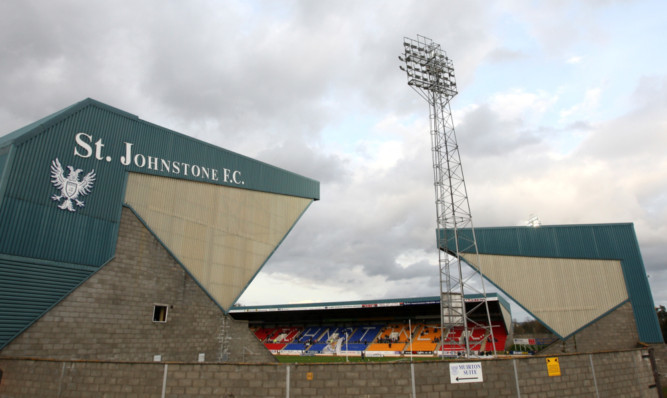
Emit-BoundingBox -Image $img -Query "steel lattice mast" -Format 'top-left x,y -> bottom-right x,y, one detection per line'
399,35 -> 496,358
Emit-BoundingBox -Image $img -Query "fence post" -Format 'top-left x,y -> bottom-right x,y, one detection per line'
411,362 -> 417,398
512,359 -> 521,398
285,365 -> 290,398
161,364 -> 168,398
589,354 -> 599,398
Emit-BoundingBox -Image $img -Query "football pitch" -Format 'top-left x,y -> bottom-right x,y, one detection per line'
275,355 -> 445,364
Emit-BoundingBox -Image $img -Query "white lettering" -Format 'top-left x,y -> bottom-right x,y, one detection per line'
120,142 -> 133,166
94,138 -> 105,160
134,154 -> 146,168
73,134 -> 242,184
160,159 -> 170,173
147,156 -> 159,170
74,132 -> 93,158
232,170 -> 242,184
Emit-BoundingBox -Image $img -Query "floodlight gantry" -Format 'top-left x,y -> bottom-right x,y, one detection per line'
399,35 -> 496,358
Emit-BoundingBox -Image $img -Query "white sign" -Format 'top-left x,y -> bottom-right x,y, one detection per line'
449,362 -> 483,384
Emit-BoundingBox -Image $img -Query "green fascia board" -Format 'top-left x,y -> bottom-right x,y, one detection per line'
437,224 -> 663,343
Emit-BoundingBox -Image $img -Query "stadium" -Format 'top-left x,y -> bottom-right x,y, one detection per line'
0,98 -> 664,396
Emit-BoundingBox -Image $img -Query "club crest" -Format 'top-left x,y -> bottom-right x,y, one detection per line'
50,158 -> 96,212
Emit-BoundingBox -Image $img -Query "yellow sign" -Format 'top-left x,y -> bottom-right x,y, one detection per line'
306,372 -> 314,381
546,357 -> 561,377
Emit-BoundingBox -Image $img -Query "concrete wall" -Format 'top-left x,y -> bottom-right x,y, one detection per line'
652,344 -> 667,391
0,349 -> 660,397
0,207 -> 273,364
541,301 -> 639,355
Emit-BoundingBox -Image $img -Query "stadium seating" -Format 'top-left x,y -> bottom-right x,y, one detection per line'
282,342 -> 307,351
307,326 -> 354,354
264,343 -> 287,351
266,327 -> 301,343
487,322 -> 508,352
347,325 -> 382,344
253,327 -> 274,342
260,327 -> 301,352
407,324 -> 439,353
297,326 -> 326,344
367,323 -> 414,352
251,319 -> 509,356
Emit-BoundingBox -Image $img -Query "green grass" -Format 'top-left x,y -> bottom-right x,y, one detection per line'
275,355 -> 447,364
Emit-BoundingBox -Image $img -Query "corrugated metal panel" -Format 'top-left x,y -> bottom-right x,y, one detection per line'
441,224 -> 663,343
0,255 -> 97,349
0,146 -> 10,209
462,253 -> 627,338
124,173 -> 313,312
0,147 -> 8,181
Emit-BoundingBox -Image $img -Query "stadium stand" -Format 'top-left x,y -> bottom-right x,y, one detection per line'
282,326 -> 326,351
308,326 -> 354,354
407,323 -> 439,353
261,327 -> 301,352
367,323 -> 415,352
348,325 -> 383,344
234,295 -> 513,357
488,322 -> 508,352
253,320 -> 508,355
252,327 -> 274,342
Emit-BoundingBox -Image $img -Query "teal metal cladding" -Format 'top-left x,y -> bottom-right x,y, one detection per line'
438,224 -> 663,343
0,98 -> 320,266
0,98 -> 320,350
0,255 -> 97,349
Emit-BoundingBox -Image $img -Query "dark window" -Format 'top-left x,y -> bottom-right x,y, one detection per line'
153,305 -> 168,323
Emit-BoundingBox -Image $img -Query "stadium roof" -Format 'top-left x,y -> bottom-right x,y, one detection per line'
441,223 -> 663,343
230,294 -> 512,327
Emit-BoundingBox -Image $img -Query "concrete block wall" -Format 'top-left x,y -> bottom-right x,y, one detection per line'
0,348 -> 660,397
541,301 -> 640,354
0,207 -> 273,364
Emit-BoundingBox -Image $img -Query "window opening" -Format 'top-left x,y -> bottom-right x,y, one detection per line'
153,304 -> 168,323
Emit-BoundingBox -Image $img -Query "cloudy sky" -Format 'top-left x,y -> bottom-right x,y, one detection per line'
1,0 -> 665,317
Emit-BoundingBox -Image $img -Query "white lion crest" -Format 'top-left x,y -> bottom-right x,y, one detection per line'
50,158 -> 96,212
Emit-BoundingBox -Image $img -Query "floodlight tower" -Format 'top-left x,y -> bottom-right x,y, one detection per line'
399,35 -> 495,358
